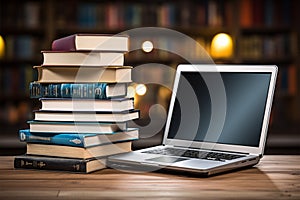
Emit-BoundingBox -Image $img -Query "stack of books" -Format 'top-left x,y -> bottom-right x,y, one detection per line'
14,34 -> 139,173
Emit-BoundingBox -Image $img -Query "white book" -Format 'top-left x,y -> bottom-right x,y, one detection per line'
28,120 -> 127,134
40,98 -> 134,112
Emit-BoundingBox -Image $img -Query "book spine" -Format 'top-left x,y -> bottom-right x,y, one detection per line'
30,82 -> 108,99
14,156 -> 88,173
19,129 -> 85,147
51,34 -> 76,51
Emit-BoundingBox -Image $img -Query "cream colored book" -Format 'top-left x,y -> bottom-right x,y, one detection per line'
51,34 -> 129,52
26,141 -> 132,159
42,51 -> 124,66
35,66 -> 132,83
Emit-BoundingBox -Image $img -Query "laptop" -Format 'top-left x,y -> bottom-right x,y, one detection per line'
108,64 -> 278,176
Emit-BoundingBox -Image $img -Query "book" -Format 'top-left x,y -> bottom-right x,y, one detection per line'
14,155 -> 106,173
52,34 -> 129,52
40,98 -> 134,112
42,51 -> 124,66
19,128 -> 139,147
240,0 -> 253,27
28,120 -> 127,134
26,141 -> 132,159
30,82 -> 128,99
34,110 -> 139,122
35,66 -> 132,83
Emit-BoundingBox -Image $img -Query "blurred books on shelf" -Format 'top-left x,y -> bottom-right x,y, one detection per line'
240,0 -> 291,27
0,0 -> 299,155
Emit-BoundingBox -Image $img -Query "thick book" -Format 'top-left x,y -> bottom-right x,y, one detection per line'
40,98 -> 134,112
30,82 -> 127,99
28,120 -> 127,134
35,66 -> 132,83
19,128 -> 139,147
14,155 -> 106,173
51,34 -> 129,52
34,110 -> 139,122
42,51 -> 124,66
26,141 -> 132,159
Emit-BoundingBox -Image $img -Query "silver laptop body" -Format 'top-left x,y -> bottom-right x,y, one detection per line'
108,64 -> 278,176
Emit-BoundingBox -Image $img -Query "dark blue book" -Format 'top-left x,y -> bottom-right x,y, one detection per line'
19,128 -> 139,147
30,82 -> 127,99
14,155 -> 106,173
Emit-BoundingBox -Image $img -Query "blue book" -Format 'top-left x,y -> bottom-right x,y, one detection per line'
19,129 -> 139,148
30,82 -> 127,99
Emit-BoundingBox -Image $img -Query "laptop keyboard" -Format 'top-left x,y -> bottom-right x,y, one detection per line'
142,148 -> 245,161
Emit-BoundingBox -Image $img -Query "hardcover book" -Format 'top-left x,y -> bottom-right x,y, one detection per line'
33,110 -> 139,122
40,98 -> 134,112
42,51 -> 124,66
14,155 -> 107,173
26,141 -> 132,159
30,82 -> 128,99
19,128 -> 139,147
28,120 -> 127,134
35,66 -> 132,83
51,34 -> 129,52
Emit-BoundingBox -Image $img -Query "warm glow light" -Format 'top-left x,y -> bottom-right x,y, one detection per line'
0,35 -> 5,59
142,41 -> 153,53
135,84 -> 147,96
210,33 -> 233,58
127,85 -> 136,97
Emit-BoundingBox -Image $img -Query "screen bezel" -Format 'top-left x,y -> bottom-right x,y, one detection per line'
163,64 -> 278,155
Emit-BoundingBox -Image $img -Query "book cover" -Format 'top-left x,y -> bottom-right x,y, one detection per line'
34,109 -> 139,122
42,51 -> 124,66
40,98 -> 134,112
28,120 -> 127,134
19,128 -> 139,147
14,155 -> 106,173
240,0 -> 253,27
52,34 -> 128,52
26,141 -> 132,159
35,66 -> 132,83
30,82 -> 127,99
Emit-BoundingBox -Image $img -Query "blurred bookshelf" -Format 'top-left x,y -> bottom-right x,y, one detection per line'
0,0 -> 299,154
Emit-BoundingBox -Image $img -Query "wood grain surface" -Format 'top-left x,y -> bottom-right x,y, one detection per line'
0,155 -> 299,199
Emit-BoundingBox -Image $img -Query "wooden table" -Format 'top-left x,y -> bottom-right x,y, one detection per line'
0,155 -> 299,199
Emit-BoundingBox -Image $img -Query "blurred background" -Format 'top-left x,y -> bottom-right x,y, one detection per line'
0,0 -> 299,155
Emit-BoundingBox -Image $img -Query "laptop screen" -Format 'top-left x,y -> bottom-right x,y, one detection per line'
167,72 -> 272,147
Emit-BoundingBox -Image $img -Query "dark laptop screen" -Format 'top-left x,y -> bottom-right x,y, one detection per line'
167,72 -> 271,147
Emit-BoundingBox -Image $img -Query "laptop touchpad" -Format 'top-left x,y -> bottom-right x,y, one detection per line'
146,156 -> 188,163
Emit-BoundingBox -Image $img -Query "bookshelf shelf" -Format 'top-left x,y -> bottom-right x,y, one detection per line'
240,27 -> 293,34
0,28 -> 45,36
240,57 -> 296,64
